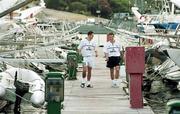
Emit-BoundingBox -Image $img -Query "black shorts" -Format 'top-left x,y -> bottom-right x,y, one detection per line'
106,56 -> 120,68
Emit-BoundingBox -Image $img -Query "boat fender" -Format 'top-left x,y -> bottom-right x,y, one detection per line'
30,90 -> 45,108
0,85 -> 5,97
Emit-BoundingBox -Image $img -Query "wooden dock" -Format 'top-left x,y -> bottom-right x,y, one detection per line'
62,47 -> 154,114
1,47 -> 154,114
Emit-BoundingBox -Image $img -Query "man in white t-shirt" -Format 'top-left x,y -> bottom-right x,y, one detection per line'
104,32 -> 122,87
78,31 -> 98,88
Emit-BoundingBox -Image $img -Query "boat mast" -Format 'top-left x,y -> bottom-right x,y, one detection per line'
135,0 -> 145,13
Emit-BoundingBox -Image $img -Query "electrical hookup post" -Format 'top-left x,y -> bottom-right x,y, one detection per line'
125,46 -> 145,108
45,72 -> 64,114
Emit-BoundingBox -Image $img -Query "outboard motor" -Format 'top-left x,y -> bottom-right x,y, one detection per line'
14,71 -> 29,114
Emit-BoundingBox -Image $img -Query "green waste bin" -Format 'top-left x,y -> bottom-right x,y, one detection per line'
45,72 -> 64,114
67,51 -> 78,80
167,99 -> 180,114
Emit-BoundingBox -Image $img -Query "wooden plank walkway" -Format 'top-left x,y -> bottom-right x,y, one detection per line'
62,47 -> 154,114
1,47 -> 154,114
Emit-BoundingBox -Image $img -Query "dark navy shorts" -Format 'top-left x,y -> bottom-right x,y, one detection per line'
106,56 -> 120,68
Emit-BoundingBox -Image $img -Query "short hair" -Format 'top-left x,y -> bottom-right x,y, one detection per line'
88,31 -> 94,36
107,32 -> 114,36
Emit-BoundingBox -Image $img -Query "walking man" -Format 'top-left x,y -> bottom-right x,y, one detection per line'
78,31 -> 98,88
104,32 -> 122,87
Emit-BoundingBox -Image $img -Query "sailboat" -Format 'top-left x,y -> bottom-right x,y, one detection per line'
0,1 -> 48,112
132,0 -> 180,34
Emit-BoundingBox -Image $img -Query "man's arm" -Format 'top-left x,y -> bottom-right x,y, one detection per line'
94,41 -> 98,57
120,46 -> 125,65
77,40 -> 83,53
105,53 -> 109,61
103,44 -> 109,61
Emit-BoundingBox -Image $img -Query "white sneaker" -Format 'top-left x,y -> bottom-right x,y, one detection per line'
111,83 -> 119,88
86,84 -> 93,88
119,79 -> 123,83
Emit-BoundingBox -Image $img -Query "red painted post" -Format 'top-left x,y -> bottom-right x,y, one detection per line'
125,46 -> 145,108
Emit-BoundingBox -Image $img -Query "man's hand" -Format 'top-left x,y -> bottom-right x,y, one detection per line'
95,51 -> 98,57
105,57 -> 109,61
105,53 -> 109,61
95,54 -> 98,57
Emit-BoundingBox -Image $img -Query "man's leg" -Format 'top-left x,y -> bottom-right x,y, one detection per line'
115,66 -> 120,86
110,68 -> 116,87
87,66 -> 93,87
110,68 -> 114,80
82,65 -> 87,79
86,57 -> 94,87
81,65 -> 87,88
115,66 -> 120,79
87,66 -> 92,81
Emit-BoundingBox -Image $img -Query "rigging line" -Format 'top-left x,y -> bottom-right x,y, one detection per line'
147,60 -> 177,80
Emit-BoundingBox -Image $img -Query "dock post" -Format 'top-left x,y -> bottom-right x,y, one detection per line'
125,46 -> 145,108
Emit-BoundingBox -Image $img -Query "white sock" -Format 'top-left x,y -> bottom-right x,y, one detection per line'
87,81 -> 91,85
82,78 -> 86,83
112,80 -> 115,84
115,79 -> 119,85
119,78 -> 122,83
114,79 -> 117,82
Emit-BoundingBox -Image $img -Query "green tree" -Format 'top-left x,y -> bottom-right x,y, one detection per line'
59,0 -> 68,10
45,0 -> 60,10
69,2 -> 87,14
109,0 -> 129,13
44,0 -> 131,19
98,0 -> 112,18
87,0 -> 98,15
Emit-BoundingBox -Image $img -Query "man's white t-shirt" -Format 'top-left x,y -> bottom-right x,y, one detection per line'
78,38 -> 96,57
104,41 -> 122,57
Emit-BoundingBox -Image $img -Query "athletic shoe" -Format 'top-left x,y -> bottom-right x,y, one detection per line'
80,83 -> 85,88
111,83 -> 119,88
86,84 -> 93,88
119,79 -> 123,83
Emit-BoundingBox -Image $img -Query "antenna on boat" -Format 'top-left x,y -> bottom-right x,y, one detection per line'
14,71 -> 17,85
13,70 -> 29,114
